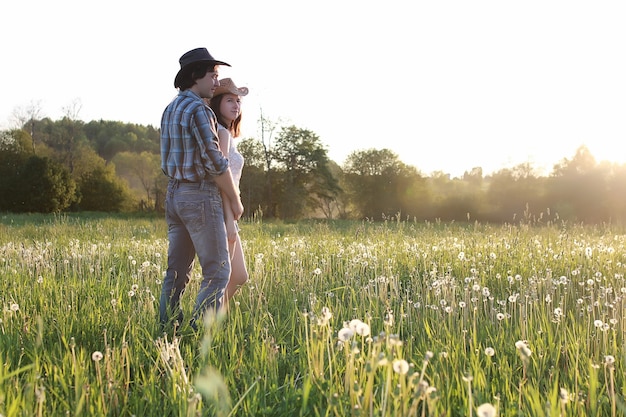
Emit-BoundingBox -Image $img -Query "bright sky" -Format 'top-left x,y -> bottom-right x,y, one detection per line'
2,0 -> 625,177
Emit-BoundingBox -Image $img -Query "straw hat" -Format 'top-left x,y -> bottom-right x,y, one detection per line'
214,78 -> 249,97
174,47 -> 230,88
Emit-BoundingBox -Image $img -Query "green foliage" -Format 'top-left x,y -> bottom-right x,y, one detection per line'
5,116 -> 626,224
78,166 -> 136,212
0,153 -> 78,213
271,126 -> 341,219
0,216 -> 625,416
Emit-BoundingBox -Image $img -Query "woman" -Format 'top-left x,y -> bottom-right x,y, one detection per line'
208,78 -> 250,307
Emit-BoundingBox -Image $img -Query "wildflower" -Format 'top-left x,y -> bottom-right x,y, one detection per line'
338,327 -> 354,342
10,303 -> 19,312
388,334 -> 403,347
37,276 -> 44,284
476,403 -> 497,417
496,313 -> 505,321
594,320 -> 603,328
458,252 -> 465,260
559,387 -> 569,404
458,301 -> 466,308
319,307 -> 332,325
349,319 -> 371,337
313,268 -> 322,275
384,310 -> 394,327
554,307 -> 562,317
484,347 -> 495,357
131,284 -> 139,292
392,359 -> 409,375
515,340 -> 532,360
604,355 -> 615,366
92,351 -> 103,362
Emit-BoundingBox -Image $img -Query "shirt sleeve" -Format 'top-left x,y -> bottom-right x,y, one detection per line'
192,105 -> 229,177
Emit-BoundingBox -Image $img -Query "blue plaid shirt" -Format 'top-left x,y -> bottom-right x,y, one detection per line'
160,90 -> 229,181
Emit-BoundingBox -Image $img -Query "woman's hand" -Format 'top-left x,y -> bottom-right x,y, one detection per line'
226,220 -> 238,255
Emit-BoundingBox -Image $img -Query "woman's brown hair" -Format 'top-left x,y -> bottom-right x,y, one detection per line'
209,94 -> 243,138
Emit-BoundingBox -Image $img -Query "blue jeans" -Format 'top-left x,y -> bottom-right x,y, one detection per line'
159,179 -> 230,327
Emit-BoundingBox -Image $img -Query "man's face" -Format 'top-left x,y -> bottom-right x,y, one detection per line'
195,68 -> 220,99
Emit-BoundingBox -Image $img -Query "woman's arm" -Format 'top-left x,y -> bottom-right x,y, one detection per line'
218,128 -> 238,251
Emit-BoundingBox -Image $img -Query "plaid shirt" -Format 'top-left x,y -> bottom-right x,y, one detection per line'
160,90 -> 229,181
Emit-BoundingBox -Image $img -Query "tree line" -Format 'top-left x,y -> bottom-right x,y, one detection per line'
1,113 -> 626,225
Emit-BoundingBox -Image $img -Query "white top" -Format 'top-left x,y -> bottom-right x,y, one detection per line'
218,124 -> 245,188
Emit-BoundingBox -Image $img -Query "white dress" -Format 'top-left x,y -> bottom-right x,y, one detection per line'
218,124 -> 245,190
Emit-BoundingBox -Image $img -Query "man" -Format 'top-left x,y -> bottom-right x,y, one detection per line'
159,47 -> 244,330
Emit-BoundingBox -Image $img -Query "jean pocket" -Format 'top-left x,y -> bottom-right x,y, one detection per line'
177,201 -> 205,234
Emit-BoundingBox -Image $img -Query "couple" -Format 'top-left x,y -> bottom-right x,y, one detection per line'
159,47 -> 249,330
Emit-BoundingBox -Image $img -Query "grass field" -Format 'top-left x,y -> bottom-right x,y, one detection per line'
0,213 -> 624,416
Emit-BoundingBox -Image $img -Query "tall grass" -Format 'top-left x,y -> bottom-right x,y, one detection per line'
0,213 -> 624,416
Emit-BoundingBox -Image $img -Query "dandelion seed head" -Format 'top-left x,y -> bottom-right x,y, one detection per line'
484,347 -> 495,357
92,351 -> 103,362
594,319 -> 603,328
10,303 -> 19,312
559,387 -> 569,403
605,355 -> 615,365
476,403 -> 497,417
338,327 -> 354,342
392,359 -> 409,375
496,313 -> 505,321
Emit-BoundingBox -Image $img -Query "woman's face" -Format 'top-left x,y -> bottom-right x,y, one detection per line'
219,93 -> 242,123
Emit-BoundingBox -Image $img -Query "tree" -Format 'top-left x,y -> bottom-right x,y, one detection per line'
272,126 -> 340,219
343,148 -> 426,220
237,137 -> 267,219
486,163 -> 547,223
547,145 -> 606,222
14,156 -> 78,213
113,151 -> 162,209
78,165 -> 136,212
10,100 -> 44,154
257,111 -> 279,217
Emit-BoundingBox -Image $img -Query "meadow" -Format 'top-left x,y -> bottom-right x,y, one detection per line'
0,213 -> 624,416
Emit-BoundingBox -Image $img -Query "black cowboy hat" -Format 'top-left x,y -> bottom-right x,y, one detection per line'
174,47 -> 231,88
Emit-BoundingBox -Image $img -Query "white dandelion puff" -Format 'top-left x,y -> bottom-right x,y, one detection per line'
476,403 -> 497,417
338,327 -> 354,342
392,359 -> 409,375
